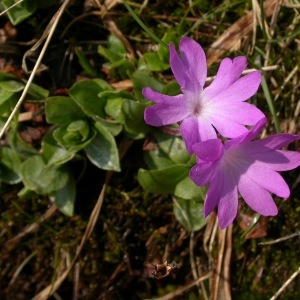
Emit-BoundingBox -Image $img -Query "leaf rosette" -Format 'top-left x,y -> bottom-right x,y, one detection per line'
53,119 -> 96,152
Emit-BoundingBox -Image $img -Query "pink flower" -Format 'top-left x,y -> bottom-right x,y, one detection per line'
189,117 -> 300,229
143,37 -> 265,153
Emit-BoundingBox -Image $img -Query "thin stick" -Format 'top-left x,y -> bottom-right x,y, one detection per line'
0,0 -> 24,17
148,271 -> 213,300
206,65 -> 279,83
259,232 -> 300,245
270,266 -> 300,300
0,0 -> 71,139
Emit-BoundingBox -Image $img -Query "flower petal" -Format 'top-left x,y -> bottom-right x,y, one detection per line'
203,56 -> 247,100
170,44 -> 200,93
247,165 -> 290,198
179,37 -> 207,89
204,171 -> 223,217
144,103 -> 190,126
206,71 -> 262,103
225,117 -> 267,150
217,170 -> 238,229
207,101 -> 265,125
238,173 -> 278,216
244,134 -> 300,151
207,114 -> 249,138
192,139 -> 223,162
189,161 -> 216,186
180,117 -> 217,153
142,87 -> 187,105
250,150 -> 300,171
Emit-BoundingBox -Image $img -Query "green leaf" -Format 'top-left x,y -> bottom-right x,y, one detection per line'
69,79 -> 112,118
25,82 -> 49,99
0,92 -> 19,117
143,52 -> 169,71
116,60 -> 135,79
3,0 -> 37,25
157,30 -> 179,63
138,165 -> 190,194
107,34 -> 127,57
174,176 -> 207,201
8,128 -> 39,159
51,170 -> 76,217
53,123 -> 96,152
104,97 -> 125,124
0,72 -> 18,81
21,155 -> 69,194
75,48 -> 99,78
46,96 -> 86,125
18,186 -> 39,199
98,46 -> 122,63
162,81 -> 181,96
143,147 -> 175,170
94,117 -> 122,136
100,90 -> 135,101
132,70 -> 164,102
67,120 -> 90,141
122,99 -> 150,138
0,89 -> 14,105
102,90 -> 135,123
41,128 -> 75,165
173,197 -> 207,232
155,131 -> 190,164
0,80 -> 24,92
98,34 -> 127,62
0,147 -> 22,184
85,125 -> 120,171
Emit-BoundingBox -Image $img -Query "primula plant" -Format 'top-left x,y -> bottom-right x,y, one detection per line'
1,1 -> 300,298
143,37 -> 300,228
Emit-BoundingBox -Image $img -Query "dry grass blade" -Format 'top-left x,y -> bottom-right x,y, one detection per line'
212,227 -> 227,300
5,204 -> 58,248
206,0 -> 286,66
8,251 -> 37,286
223,224 -> 233,299
259,232 -> 300,245
270,266 -> 300,300
147,271 -> 213,300
0,0 -> 72,139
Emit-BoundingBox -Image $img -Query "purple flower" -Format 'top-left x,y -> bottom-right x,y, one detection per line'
189,117 -> 300,229
143,37 -> 265,153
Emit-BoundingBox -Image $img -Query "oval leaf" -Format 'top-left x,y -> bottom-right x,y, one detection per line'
69,79 -> 112,117
155,131 -> 190,164
132,70 -> 164,102
174,176 -> 207,201
42,128 -> 75,165
46,96 -> 86,125
21,155 -> 69,194
51,170 -> 76,217
122,100 -> 151,137
0,147 -> 21,184
173,197 -> 207,232
138,165 -> 190,194
85,124 -> 120,171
